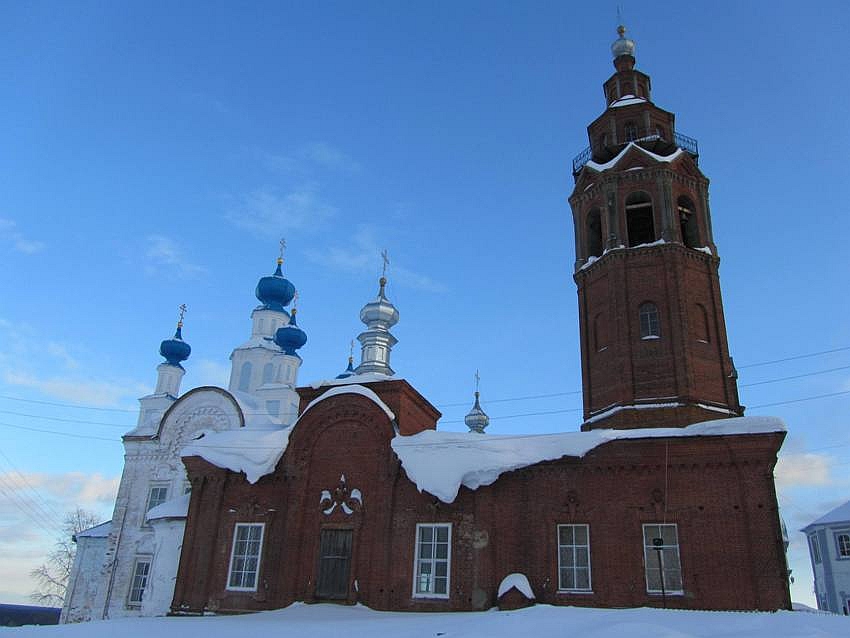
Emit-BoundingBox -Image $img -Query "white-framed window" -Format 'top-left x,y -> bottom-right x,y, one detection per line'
146,484 -> 169,512
557,524 -> 591,592
810,533 -> 822,564
643,523 -> 683,594
836,531 -> 850,559
128,557 -> 151,606
413,523 -> 451,598
639,303 -> 661,339
226,523 -> 265,591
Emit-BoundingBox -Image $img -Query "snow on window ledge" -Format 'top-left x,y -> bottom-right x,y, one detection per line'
641,335 -> 660,341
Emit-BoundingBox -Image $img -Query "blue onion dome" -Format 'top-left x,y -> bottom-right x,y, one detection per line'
160,322 -> 191,369
274,308 -> 307,356
611,24 -> 636,59
336,355 -> 356,379
255,258 -> 296,312
360,277 -> 399,328
465,391 -> 490,434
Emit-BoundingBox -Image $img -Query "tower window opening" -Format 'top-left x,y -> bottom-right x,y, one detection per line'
586,208 -> 603,258
238,361 -> 252,392
639,303 -> 660,339
677,196 -> 700,248
624,121 -> 638,142
626,192 -> 656,246
262,362 -> 275,385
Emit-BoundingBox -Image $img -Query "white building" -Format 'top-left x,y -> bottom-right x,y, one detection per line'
61,256 -> 305,622
802,499 -> 850,614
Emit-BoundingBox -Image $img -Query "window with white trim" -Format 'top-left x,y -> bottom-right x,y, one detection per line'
639,303 -> 660,339
227,523 -> 265,591
413,523 -> 451,598
810,534 -> 822,564
557,524 -> 591,592
836,532 -> 850,559
128,557 -> 151,606
146,484 -> 169,512
642,523 -> 683,594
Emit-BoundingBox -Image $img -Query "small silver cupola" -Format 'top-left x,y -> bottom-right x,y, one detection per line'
464,371 -> 490,434
611,24 -> 636,60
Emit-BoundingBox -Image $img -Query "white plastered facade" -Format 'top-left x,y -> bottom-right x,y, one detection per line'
62,303 -> 299,622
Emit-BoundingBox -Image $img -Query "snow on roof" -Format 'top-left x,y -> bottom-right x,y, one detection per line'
301,384 -> 396,422
146,493 -> 190,522
585,142 -> 684,172
182,426 -> 293,484
308,371 -> 402,389
392,416 -> 785,503
498,573 -> 535,599
75,521 -> 112,539
610,94 -> 648,108
181,385 -> 395,484
802,499 -> 850,531
229,390 -> 283,428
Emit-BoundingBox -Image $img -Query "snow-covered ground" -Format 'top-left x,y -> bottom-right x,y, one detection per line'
4,603 -> 847,637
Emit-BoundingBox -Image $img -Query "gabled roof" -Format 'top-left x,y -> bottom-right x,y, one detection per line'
802,499 -> 850,532
74,520 -> 112,540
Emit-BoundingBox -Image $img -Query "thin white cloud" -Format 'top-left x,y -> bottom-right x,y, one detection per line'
189,358 -> 231,389
302,142 -> 361,172
226,185 -> 337,236
0,217 -> 44,254
144,235 -> 205,279
306,226 -> 447,294
3,371 -> 147,408
775,452 -> 834,489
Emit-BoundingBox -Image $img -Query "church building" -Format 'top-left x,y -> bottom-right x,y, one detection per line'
62,26 -> 791,621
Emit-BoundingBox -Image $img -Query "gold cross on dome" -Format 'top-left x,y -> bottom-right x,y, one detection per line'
279,238 -> 287,261
474,369 -> 480,393
177,304 -> 187,326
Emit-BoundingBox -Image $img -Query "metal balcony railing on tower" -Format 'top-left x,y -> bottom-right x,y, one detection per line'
571,129 -> 699,178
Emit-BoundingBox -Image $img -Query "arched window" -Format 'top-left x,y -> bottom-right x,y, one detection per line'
626,192 -> 655,246
624,121 -> 638,142
692,303 -> 710,343
238,361 -> 252,392
639,303 -> 660,339
262,362 -> 275,385
586,208 -> 603,258
677,196 -> 700,248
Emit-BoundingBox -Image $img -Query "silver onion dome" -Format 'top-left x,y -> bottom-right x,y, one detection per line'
611,24 -> 635,59
465,391 -> 490,434
359,277 -> 399,328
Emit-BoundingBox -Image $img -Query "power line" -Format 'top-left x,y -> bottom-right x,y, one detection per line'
739,365 -> 850,388
0,421 -> 120,442
0,448 -> 65,522
738,346 -> 850,369
0,409 -> 131,428
0,393 -> 136,413
0,347 -> 848,432
747,390 -> 850,410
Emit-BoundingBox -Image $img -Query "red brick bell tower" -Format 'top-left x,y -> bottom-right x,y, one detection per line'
570,25 -> 742,431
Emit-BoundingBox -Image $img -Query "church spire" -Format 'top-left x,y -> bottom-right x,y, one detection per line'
355,251 -> 399,376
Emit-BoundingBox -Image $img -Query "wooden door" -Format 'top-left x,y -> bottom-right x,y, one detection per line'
316,529 -> 352,600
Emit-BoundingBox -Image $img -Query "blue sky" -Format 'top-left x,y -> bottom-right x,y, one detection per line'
1,1 -> 849,607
